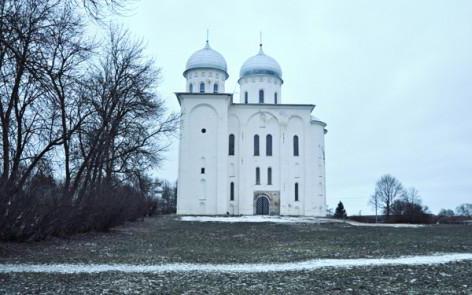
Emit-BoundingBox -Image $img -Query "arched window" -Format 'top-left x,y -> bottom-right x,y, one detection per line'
266,134 -> 272,156
274,92 -> 278,104
255,167 -> 260,185
228,134 -> 235,156
199,82 -> 205,93
189,83 -> 193,93
295,183 -> 299,201
267,167 -> 272,185
254,135 -> 260,156
230,182 -> 234,201
259,89 -> 264,103
213,83 -> 218,93
244,91 -> 248,104
293,135 -> 299,156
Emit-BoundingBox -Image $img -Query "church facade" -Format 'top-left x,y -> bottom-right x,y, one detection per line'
176,40 -> 327,216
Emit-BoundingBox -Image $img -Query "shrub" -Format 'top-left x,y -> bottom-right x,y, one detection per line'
0,176 -> 158,241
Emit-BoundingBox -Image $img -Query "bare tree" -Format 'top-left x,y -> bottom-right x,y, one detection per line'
0,0 -> 71,194
390,187 -> 430,223
369,193 -> 380,223
456,203 -> 472,217
70,26 -> 179,198
78,0 -> 128,19
403,187 -> 421,206
159,180 -> 176,214
0,0 -> 178,241
0,0 -> 93,240
370,174 -> 405,220
40,2 -> 93,193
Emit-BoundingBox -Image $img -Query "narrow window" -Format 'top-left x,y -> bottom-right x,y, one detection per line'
266,134 -> 272,156
259,89 -> 264,103
199,82 -> 205,93
244,91 -> 248,104
256,167 -> 260,185
274,92 -> 278,104
293,135 -> 299,156
230,182 -> 234,201
295,183 -> 299,201
254,135 -> 260,156
267,167 -> 272,185
189,83 -> 193,93
228,134 -> 235,156
213,83 -> 218,93
201,168 -> 205,174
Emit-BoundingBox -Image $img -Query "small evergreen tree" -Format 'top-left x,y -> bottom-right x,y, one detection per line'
334,201 -> 347,219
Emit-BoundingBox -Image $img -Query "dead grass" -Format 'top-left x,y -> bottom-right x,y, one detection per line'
0,215 -> 471,293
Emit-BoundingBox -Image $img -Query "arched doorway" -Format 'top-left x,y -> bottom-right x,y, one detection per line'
256,195 -> 270,215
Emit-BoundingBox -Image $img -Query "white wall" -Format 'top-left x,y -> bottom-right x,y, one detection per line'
176,93 -> 327,216
176,93 -> 231,215
226,104 -> 326,216
311,120 -> 327,216
227,114 -> 240,215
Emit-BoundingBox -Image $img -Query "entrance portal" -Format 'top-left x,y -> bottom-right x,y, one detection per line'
255,195 -> 269,215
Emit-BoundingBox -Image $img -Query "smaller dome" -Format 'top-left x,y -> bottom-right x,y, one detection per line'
240,46 -> 282,80
184,41 -> 228,78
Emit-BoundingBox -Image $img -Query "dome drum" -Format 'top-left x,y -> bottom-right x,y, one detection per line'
238,46 -> 283,104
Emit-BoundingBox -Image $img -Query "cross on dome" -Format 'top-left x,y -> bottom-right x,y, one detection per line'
259,31 -> 263,53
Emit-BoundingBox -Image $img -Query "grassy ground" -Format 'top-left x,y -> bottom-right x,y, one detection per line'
1,215 -> 471,294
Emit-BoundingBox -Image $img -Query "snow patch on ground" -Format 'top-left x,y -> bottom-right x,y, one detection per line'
179,216 -> 425,227
180,215 -> 326,224
325,219 -> 425,228
1,253 -> 471,274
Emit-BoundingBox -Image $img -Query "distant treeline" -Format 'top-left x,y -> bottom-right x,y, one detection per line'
332,174 -> 472,224
348,215 -> 472,225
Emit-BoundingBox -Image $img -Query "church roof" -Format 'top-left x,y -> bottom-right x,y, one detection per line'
240,46 -> 282,80
184,41 -> 228,78
311,115 -> 327,127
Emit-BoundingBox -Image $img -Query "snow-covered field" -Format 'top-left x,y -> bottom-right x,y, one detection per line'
180,215 -> 425,227
1,253 -> 471,274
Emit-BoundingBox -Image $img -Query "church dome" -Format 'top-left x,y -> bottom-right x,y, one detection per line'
240,46 -> 282,80
184,41 -> 228,78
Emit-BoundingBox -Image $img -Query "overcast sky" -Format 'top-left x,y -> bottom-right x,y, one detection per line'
109,0 -> 472,214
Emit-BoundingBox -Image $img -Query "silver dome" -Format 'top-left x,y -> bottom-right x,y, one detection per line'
240,46 -> 282,80
184,41 -> 228,78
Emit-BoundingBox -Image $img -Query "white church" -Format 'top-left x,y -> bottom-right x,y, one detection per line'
176,39 -> 327,216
